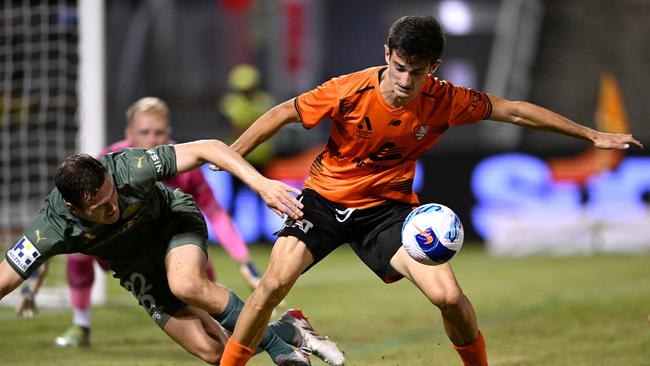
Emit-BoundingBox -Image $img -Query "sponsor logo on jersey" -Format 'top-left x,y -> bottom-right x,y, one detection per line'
368,142 -> 405,162
414,125 -> 430,140
7,236 -> 41,272
34,229 -> 46,244
145,149 -> 163,173
135,156 -> 145,168
351,157 -> 400,171
356,117 -> 373,138
351,142 -> 406,171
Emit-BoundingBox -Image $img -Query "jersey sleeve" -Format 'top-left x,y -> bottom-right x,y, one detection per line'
448,85 -> 492,126
109,145 -> 178,193
295,77 -> 340,129
4,208 -> 66,279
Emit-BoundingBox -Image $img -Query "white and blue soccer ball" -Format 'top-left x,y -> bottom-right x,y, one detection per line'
401,203 -> 464,265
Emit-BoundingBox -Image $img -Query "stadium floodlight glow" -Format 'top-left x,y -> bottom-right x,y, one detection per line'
439,59 -> 478,88
438,0 -> 473,35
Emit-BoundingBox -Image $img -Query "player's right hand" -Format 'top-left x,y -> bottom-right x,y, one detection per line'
592,132 -> 643,150
256,178 -> 304,219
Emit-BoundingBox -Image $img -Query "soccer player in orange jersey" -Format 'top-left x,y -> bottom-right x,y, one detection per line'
220,15 -> 643,366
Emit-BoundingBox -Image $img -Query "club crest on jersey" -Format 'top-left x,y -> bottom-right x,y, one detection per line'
7,236 -> 41,272
413,125 -> 430,140
122,201 -> 141,219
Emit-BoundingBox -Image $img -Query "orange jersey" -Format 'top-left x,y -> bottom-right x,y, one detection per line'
296,66 -> 492,209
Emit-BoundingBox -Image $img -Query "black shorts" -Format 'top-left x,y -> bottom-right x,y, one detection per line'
277,189 -> 414,283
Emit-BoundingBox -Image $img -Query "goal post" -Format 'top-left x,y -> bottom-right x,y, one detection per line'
0,0 -> 107,308
79,0 -> 106,306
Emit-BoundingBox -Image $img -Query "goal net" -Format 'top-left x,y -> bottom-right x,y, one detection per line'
1,0 -> 107,309
0,0 -> 79,245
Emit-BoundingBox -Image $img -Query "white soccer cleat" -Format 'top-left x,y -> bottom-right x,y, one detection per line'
281,309 -> 345,366
53,324 -> 90,348
275,349 -> 311,366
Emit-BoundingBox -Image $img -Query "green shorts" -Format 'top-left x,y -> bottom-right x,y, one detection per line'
113,191 -> 208,328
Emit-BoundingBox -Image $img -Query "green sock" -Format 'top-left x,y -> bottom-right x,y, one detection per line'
211,290 -> 293,364
269,318 -> 297,346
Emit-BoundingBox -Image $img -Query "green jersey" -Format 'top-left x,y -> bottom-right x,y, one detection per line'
5,145 -> 200,279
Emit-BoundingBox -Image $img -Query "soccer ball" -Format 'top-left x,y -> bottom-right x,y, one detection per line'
401,203 -> 464,265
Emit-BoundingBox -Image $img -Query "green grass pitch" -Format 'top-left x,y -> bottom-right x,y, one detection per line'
1,244 -> 648,365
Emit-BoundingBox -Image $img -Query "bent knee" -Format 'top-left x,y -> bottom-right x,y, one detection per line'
430,286 -> 466,309
169,280 -> 204,303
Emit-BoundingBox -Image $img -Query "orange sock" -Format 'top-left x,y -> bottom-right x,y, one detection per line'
452,331 -> 488,366
220,338 -> 255,366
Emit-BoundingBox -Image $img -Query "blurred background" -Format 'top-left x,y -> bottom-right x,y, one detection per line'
2,3 -> 649,364
1,0 -> 649,252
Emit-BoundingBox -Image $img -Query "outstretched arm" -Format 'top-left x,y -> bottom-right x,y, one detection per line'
487,94 -> 643,150
0,260 -> 24,301
173,139 -> 303,219
230,99 -> 300,157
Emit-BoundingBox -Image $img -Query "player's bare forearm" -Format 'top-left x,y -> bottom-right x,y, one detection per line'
175,140 -> 263,185
487,94 -> 643,150
175,140 -> 303,218
0,260 -> 24,300
230,99 -> 300,157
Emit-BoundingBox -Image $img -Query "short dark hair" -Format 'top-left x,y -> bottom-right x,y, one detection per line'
387,15 -> 445,63
55,154 -> 107,208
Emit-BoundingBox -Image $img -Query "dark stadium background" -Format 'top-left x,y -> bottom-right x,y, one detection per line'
102,0 -> 650,241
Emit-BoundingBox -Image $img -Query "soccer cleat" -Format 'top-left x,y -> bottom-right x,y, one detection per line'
275,349 -> 311,366
281,309 -> 345,366
53,325 -> 90,348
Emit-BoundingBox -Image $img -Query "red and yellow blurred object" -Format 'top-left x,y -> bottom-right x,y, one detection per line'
548,72 -> 628,186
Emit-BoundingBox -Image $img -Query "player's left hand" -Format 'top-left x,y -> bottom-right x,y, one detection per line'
16,293 -> 38,319
255,178 -> 304,219
592,132 -> 643,150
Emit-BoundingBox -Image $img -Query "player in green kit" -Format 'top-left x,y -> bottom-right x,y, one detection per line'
0,139 -> 343,366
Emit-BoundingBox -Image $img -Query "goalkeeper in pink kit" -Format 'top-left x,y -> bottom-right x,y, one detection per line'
42,97 -> 262,347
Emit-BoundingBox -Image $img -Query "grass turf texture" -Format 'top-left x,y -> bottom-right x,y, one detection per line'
0,244 -> 648,365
